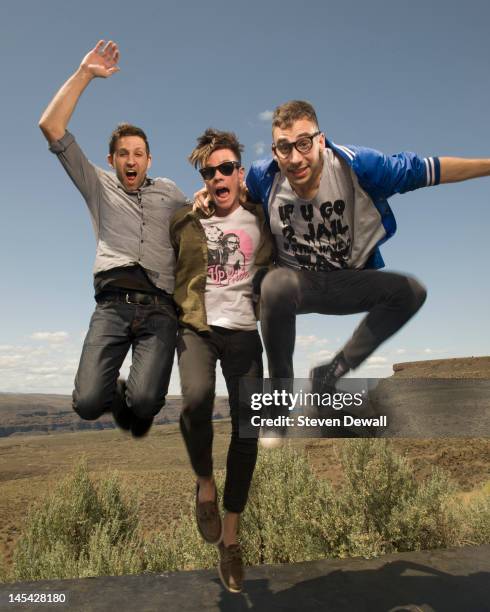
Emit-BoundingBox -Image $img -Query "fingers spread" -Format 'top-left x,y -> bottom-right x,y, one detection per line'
94,40 -> 106,54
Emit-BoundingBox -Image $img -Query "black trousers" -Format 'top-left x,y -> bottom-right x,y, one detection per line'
260,267 -> 427,378
178,326 -> 263,513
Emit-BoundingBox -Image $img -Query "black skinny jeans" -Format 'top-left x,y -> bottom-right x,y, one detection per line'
260,267 -> 427,378
177,325 -> 262,513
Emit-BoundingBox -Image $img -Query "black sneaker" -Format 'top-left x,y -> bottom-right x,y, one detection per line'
310,352 -> 349,395
259,426 -> 287,448
130,415 -> 154,438
111,379 -> 132,431
218,542 -> 243,593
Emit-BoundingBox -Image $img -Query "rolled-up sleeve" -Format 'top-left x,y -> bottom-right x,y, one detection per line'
49,130 -> 101,220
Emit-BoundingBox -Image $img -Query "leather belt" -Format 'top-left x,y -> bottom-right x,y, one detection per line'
96,290 -> 172,306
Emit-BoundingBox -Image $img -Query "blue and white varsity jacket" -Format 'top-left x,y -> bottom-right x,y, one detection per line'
246,139 -> 440,269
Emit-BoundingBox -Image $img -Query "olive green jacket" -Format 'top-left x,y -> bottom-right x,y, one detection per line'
170,201 -> 274,333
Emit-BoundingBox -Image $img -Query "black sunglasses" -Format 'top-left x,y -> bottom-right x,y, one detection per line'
199,161 -> 241,181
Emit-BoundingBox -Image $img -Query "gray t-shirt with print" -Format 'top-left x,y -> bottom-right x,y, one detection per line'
269,148 -> 386,271
199,206 -> 261,331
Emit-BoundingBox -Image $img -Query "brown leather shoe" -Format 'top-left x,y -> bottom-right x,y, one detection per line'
195,483 -> 222,545
218,542 -> 243,593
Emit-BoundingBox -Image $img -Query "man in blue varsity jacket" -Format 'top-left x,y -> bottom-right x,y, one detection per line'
246,100 -> 490,389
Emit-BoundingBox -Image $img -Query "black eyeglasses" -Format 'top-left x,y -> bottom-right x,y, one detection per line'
199,161 -> 241,181
272,131 -> 322,159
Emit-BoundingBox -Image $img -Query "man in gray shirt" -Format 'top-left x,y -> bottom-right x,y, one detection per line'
39,41 -> 186,436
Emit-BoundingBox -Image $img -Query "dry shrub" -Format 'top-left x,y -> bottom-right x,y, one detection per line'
10,459 -> 143,581
5,442 -> 489,581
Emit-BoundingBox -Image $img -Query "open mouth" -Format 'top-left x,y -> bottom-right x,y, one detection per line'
215,187 -> 230,200
125,170 -> 138,183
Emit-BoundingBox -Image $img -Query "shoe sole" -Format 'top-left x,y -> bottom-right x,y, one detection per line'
259,436 -> 284,449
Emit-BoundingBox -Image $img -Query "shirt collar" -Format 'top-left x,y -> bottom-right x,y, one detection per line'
117,176 -> 154,192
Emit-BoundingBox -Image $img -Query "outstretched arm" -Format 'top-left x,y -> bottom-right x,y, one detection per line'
439,157 -> 490,183
39,40 -> 120,143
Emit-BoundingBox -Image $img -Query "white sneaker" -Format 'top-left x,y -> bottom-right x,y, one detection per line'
259,428 -> 286,449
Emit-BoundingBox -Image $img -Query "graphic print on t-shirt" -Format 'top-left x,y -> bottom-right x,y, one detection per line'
269,149 -> 363,272
203,226 -> 253,286
278,198 -> 351,271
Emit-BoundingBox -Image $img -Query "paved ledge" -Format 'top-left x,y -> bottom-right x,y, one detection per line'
1,545 -> 489,612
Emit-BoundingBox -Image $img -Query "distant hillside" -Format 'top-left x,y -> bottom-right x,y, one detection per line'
393,356 -> 490,378
1,357 -> 488,437
0,393 -> 230,437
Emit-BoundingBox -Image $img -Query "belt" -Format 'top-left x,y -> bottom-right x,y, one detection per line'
96,290 -> 172,306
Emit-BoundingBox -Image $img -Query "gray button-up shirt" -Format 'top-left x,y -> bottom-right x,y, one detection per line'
49,131 -> 187,294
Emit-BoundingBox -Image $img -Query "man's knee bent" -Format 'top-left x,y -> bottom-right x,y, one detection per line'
72,388 -> 109,420
180,385 -> 214,425
127,388 -> 166,419
261,268 -> 300,310
404,276 -> 427,314
182,387 -> 214,414
387,274 -> 427,315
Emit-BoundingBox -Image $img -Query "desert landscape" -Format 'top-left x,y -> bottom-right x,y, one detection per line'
0,357 -> 489,573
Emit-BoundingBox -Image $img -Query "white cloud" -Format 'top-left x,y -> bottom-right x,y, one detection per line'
308,349 -> 334,364
258,110 -> 273,121
0,355 -> 24,368
423,348 -> 447,355
28,366 -> 64,375
367,356 -> 388,365
254,141 -> 266,156
30,331 -> 69,343
0,338 -> 82,393
395,348 -> 406,355
296,335 -> 329,348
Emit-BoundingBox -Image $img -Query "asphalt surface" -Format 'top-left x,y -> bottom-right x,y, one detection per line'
1,545 -> 489,612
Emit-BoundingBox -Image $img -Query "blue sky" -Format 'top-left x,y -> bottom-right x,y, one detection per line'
1,0 -> 489,394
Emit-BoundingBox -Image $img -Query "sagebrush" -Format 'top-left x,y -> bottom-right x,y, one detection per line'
5,441 -> 489,582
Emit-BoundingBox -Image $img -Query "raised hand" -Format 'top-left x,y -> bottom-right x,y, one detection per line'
80,40 -> 120,78
239,180 -> 249,204
193,187 -> 211,212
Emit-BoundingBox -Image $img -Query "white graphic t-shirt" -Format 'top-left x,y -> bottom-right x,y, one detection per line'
269,148 -> 385,271
199,206 -> 261,330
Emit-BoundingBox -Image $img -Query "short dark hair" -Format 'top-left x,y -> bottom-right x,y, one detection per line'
109,123 -> 150,156
189,128 -> 243,168
272,100 -> 319,131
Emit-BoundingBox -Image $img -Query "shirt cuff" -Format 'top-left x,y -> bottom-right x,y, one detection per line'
423,156 -> 441,186
48,130 -> 75,154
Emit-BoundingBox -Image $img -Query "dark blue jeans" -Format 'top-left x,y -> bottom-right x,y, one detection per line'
73,298 -> 177,421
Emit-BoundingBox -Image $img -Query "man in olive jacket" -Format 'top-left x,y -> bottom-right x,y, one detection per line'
170,129 -> 273,594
